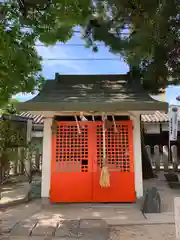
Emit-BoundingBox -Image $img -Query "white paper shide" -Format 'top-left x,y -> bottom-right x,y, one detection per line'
169,105 -> 178,141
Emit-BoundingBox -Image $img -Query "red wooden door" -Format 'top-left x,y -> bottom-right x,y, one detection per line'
50,121 -> 95,203
50,120 -> 135,203
93,121 -> 136,202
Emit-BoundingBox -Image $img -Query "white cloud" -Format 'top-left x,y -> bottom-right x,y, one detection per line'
13,92 -> 38,102
151,94 -> 165,102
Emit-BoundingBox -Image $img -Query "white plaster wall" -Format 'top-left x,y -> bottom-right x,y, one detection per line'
41,117 -> 53,198
144,122 -> 180,133
131,114 -> 143,198
144,123 -> 160,134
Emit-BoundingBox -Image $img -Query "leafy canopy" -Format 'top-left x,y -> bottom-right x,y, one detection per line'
82,0 -> 180,93
0,98 -> 26,150
0,0 -> 179,100
0,1 -> 44,105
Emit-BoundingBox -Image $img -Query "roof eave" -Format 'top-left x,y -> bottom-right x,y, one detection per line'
16,101 -> 168,112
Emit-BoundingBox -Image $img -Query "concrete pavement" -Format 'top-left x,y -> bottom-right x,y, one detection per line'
1,218 -> 109,239
0,200 -> 176,239
0,224 -> 176,240
0,172 -> 178,239
0,182 -> 28,208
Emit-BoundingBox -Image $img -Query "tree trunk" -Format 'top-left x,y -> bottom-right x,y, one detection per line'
1,154 -> 7,182
0,155 -> 7,199
25,148 -> 33,201
141,121 -> 155,179
26,179 -> 33,201
13,149 -> 18,175
5,160 -> 10,178
20,148 -> 25,175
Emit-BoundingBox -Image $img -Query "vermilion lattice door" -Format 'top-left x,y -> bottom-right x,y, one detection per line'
50,120 -> 135,203
50,121 -> 95,203
93,121 -> 135,202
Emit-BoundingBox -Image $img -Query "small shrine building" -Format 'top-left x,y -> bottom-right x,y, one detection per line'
17,74 -> 168,203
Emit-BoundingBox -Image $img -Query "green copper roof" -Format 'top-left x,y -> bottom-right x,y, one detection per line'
17,74 -> 168,112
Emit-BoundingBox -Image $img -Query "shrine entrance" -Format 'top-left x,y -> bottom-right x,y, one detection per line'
50,120 -> 135,203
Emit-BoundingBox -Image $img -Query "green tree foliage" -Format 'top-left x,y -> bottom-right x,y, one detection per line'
0,0 -> 179,98
1,98 -> 19,114
0,99 -> 26,182
0,114 -> 37,200
82,0 -> 180,93
0,113 -> 26,186
0,0 -> 91,104
0,1 -> 44,105
0,97 -> 38,199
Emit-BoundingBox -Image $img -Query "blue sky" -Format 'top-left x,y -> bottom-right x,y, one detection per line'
14,33 -> 180,104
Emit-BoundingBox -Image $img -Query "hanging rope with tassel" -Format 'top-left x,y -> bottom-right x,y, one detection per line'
74,116 -> 81,134
99,113 -> 110,188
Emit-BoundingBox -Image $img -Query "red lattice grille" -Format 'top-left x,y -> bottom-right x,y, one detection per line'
55,124 -> 89,172
97,122 -> 131,172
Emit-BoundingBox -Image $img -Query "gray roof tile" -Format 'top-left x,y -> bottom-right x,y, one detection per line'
19,112 -> 44,124
141,111 -> 180,122
17,74 -> 168,112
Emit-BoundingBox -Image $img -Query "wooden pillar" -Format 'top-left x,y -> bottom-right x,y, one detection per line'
41,117 -> 53,199
35,148 -> 40,170
131,113 -> 143,198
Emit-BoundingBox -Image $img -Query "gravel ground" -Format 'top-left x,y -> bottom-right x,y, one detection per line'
109,224 -> 175,240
